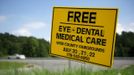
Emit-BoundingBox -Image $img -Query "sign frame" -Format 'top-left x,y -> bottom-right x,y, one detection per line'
50,7 -> 118,67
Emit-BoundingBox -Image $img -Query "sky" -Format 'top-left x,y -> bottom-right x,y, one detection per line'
0,0 -> 134,41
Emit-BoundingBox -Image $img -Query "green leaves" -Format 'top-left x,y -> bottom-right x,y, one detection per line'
0,33 -> 50,57
115,31 -> 134,57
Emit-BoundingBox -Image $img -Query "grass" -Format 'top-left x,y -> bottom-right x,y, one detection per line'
0,61 -> 26,70
120,65 -> 134,75
0,61 -> 134,75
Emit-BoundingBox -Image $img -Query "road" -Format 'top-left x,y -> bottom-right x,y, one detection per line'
0,58 -> 134,71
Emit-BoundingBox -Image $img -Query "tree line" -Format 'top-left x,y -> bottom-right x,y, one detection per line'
0,31 -> 134,57
0,33 -> 50,57
115,31 -> 134,57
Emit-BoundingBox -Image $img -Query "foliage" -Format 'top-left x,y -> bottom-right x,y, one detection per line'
115,31 -> 134,57
0,31 -> 134,57
0,32 -> 50,57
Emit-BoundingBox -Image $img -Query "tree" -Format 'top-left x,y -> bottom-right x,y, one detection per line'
115,32 -> 134,57
0,32 -> 50,57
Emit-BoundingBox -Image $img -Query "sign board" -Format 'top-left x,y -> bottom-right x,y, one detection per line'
50,7 -> 118,67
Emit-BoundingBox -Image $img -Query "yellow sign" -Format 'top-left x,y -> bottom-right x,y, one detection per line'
50,7 -> 118,67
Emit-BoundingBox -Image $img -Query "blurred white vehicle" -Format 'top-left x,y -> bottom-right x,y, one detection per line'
8,54 -> 26,59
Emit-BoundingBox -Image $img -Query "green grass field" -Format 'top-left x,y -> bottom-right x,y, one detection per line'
0,61 -> 134,75
0,61 -> 26,70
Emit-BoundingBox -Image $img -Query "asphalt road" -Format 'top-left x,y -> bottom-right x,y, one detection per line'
0,58 -> 134,71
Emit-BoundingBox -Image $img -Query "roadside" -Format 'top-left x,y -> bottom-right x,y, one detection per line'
0,61 -> 134,75
0,57 -> 134,71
